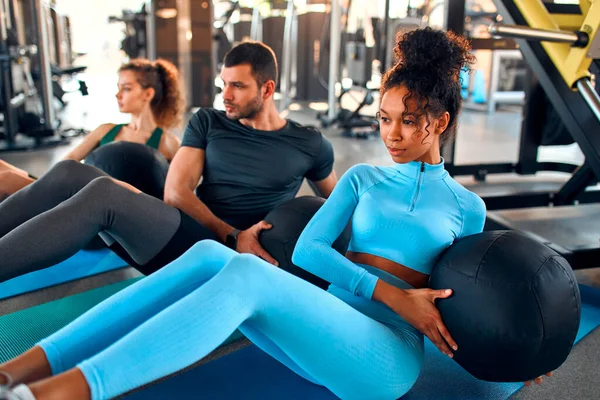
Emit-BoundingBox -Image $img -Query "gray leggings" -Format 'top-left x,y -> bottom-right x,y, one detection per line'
0,160 -> 212,283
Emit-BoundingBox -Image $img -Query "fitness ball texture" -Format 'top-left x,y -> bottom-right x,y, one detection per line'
430,230 -> 580,382
85,141 -> 169,199
259,196 -> 352,289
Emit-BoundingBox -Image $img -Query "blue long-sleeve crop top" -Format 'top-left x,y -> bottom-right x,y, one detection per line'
292,159 -> 486,300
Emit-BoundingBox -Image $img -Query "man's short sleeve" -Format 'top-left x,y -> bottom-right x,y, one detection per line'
181,110 -> 210,149
305,134 -> 334,182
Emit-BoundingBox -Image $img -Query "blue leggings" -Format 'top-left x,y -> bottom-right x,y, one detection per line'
37,240 -> 423,400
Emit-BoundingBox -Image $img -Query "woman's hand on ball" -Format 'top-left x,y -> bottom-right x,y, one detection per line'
524,371 -> 553,386
236,221 -> 279,266
397,288 -> 457,357
375,281 -> 457,357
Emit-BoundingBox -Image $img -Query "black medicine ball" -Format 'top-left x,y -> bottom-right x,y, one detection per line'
85,141 -> 169,199
430,230 -> 580,382
259,196 -> 352,289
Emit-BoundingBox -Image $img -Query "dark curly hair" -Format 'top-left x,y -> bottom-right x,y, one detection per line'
119,58 -> 185,129
380,28 -> 475,146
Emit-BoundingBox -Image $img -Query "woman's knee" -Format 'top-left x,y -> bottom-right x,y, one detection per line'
220,253 -> 280,288
45,160 -> 105,192
46,159 -> 82,179
168,240 -> 238,276
78,176 -> 122,199
62,177 -> 122,215
43,160 -> 85,190
188,239 -> 235,258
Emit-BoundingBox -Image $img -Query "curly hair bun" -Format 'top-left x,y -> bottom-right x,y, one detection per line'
380,28 -> 476,147
394,27 -> 474,81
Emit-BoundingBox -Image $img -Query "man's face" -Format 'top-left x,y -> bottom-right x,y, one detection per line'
220,64 -> 264,120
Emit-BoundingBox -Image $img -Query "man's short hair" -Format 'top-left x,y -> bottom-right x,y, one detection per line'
223,41 -> 278,87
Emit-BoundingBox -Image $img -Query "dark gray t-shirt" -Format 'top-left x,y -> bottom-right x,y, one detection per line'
181,108 -> 334,230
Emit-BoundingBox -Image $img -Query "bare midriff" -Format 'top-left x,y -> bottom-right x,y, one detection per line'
346,251 -> 429,289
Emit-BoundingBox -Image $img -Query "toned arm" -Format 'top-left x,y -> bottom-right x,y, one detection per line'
163,146 -> 233,241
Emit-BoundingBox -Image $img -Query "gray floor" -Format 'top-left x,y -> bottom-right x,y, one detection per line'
512,328 -> 600,400
1,84 -> 600,398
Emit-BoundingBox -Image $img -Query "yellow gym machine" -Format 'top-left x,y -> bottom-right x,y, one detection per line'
484,0 -> 600,270
491,0 -> 600,116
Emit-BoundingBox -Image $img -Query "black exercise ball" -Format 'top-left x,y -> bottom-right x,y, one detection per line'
84,141 -> 169,199
259,196 -> 352,289
430,230 -> 581,382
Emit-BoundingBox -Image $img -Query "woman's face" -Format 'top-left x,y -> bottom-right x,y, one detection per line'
378,85 -> 449,164
116,70 -> 153,114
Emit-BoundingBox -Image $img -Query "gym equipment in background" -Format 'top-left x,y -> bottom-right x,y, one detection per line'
259,1 -> 286,91
0,0 -> 86,152
317,25 -> 379,139
109,0 -> 215,109
26,0 -> 88,114
213,1 -> 239,75
445,0 -> 525,113
295,2 -> 329,102
319,0 -> 442,139
109,6 -> 150,60
439,0 -> 600,271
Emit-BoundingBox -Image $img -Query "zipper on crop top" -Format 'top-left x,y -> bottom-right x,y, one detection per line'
409,162 -> 425,212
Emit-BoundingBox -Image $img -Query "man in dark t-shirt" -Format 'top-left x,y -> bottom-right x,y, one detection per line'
165,42 -> 337,263
181,108 -> 333,231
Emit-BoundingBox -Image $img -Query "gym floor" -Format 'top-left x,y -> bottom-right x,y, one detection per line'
1,76 -> 600,398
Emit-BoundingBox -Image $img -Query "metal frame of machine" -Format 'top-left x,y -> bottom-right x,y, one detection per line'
442,1 -> 600,211
0,0 -> 88,152
480,0 -> 600,269
0,0 -> 57,151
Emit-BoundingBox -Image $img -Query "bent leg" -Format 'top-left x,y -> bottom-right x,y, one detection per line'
0,160 -> 106,238
0,176 -> 181,282
78,250 -> 423,400
37,241 -> 237,375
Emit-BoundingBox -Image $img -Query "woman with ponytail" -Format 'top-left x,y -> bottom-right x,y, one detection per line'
0,59 -> 184,199
64,58 -> 184,162
0,29 -> 550,400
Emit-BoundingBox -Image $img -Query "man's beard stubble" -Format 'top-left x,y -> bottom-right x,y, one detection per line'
225,94 -> 263,121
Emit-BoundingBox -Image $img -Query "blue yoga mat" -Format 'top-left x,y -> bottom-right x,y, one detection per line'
125,284 -> 600,400
0,249 -> 127,300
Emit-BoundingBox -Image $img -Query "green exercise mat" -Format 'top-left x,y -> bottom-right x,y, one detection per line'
0,278 -> 243,363
0,279 -> 141,362
0,278 -> 245,363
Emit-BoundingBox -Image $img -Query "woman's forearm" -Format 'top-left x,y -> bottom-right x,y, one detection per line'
372,279 -> 406,308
